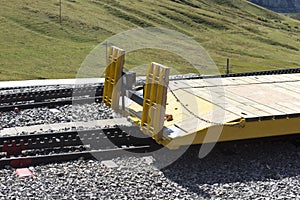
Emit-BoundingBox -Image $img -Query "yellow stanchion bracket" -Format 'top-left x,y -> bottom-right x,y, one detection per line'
102,46 -> 125,110
141,62 -> 170,140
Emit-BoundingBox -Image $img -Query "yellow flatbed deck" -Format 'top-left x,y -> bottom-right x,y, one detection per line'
127,73 -> 300,149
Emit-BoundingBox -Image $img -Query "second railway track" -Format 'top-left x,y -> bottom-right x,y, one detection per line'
0,84 -> 103,111
0,126 -> 162,168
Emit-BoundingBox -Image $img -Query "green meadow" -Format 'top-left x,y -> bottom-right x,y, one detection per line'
1,0 -> 300,80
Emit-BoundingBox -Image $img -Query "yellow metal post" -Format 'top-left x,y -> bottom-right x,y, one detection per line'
141,62 -> 170,140
102,46 -> 125,110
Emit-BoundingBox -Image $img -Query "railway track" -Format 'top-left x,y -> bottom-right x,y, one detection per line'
0,85 -> 62,92
0,96 -> 102,112
162,67 -> 300,81
0,126 -> 162,168
0,84 -> 103,112
0,82 -> 159,168
0,84 -> 103,103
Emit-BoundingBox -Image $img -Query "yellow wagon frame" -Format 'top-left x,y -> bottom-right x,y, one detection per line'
103,46 -> 300,149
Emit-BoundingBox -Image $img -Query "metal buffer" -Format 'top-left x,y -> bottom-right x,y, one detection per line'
102,46 -> 125,110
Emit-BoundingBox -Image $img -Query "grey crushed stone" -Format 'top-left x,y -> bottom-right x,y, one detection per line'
0,103 -> 115,129
0,140 -> 299,199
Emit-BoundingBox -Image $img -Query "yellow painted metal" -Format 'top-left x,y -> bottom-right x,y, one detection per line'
102,46 -> 125,110
100,46 -> 300,150
164,89 -> 214,128
141,62 -> 170,140
160,117 -> 300,149
126,73 -> 300,149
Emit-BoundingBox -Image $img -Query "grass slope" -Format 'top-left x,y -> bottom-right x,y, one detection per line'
0,0 -> 300,80
288,14 -> 300,21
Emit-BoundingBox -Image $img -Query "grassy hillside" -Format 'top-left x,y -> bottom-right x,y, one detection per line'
289,14 -> 300,21
0,0 -> 300,80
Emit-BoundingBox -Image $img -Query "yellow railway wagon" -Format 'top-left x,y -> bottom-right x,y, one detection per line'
103,46 -> 300,149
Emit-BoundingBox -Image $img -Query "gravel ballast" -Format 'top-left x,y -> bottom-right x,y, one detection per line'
0,103 -> 115,129
0,84 -> 299,199
0,139 -> 299,199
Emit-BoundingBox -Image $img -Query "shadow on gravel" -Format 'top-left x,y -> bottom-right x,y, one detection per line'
160,137 -> 300,198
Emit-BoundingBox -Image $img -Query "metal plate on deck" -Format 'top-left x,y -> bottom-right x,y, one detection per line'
164,125 -> 187,138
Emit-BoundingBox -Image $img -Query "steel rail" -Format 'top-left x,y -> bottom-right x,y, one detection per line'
0,85 -> 103,104
167,67 -> 300,81
0,96 -> 102,112
0,127 -> 162,168
0,146 -> 153,168
0,127 -> 156,151
0,85 -> 62,91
